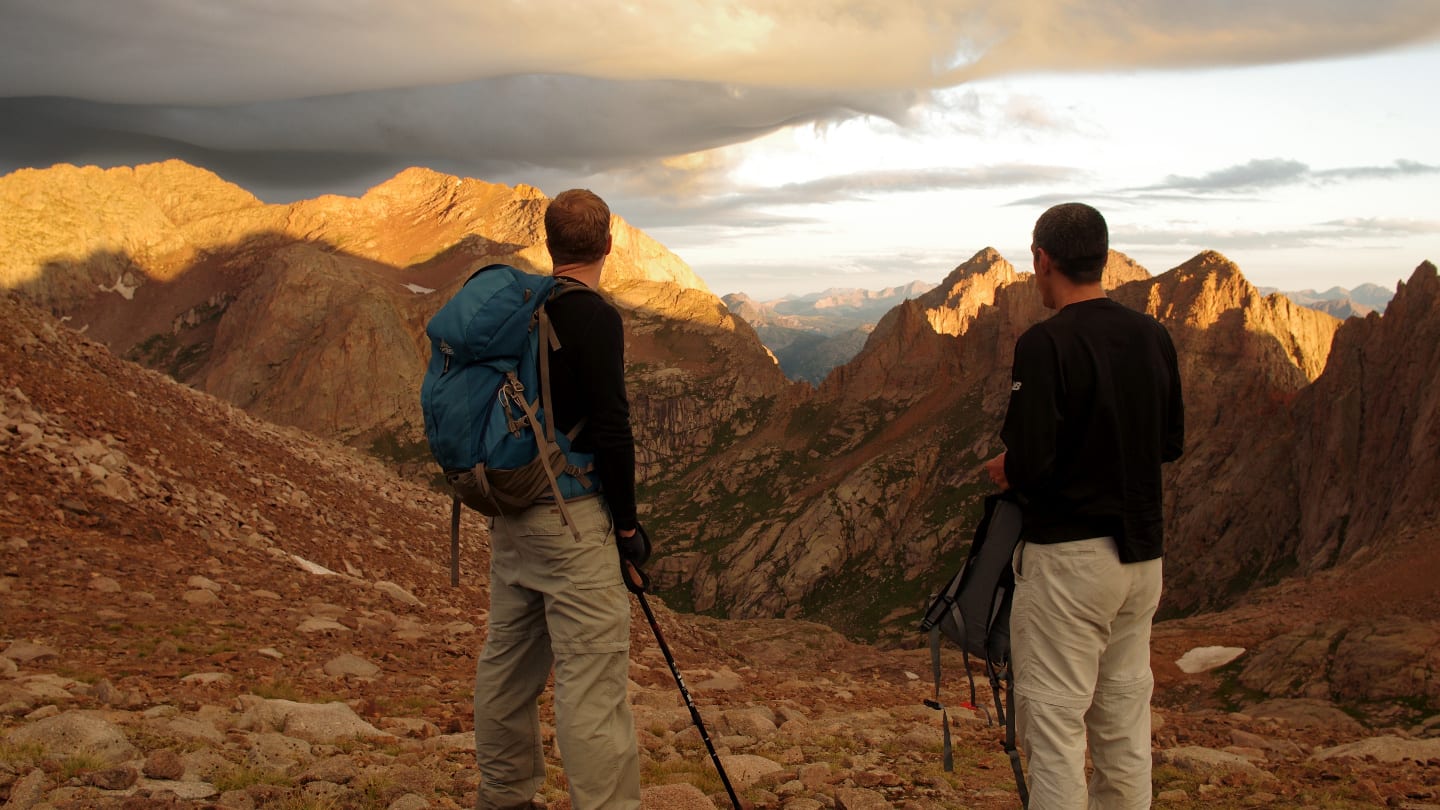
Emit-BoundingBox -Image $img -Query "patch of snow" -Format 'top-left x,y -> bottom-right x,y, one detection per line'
405,283 -> 435,294
99,273 -> 140,300
1176,646 -> 1246,674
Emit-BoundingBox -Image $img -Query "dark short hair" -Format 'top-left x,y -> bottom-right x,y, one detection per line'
1033,203 -> 1108,283
545,189 -> 611,266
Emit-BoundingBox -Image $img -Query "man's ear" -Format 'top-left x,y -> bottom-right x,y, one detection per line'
1033,247 -> 1049,276
605,234 -> 613,256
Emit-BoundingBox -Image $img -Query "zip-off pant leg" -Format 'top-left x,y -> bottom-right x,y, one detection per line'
1011,537 -> 1163,810
473,497 -> 640,810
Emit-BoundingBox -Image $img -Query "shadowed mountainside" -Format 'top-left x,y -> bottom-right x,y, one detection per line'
5,289 -> 1439,808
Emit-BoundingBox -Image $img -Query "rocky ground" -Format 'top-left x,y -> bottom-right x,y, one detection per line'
3,287 -> 1439,809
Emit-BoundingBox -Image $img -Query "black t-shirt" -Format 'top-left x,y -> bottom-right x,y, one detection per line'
544,283 -> 638,531
1000,297 -> 1184,562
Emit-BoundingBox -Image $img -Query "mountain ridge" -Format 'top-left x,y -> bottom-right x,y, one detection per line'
3,162 -> 1440,806
3,159 -> 1435,666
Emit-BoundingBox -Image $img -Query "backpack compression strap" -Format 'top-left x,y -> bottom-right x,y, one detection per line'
925,606 -> 986,774
988,662 -> 1029,808
925,626 -> 954,772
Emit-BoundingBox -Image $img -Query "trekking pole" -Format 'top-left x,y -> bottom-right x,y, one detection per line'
624,563 -> 743,810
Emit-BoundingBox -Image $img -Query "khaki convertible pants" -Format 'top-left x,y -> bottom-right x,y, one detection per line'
473,497 -> 640,810
1012,537 -> 1163,810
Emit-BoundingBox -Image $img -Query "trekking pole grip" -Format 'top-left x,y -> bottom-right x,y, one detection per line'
623,560 -> 650,594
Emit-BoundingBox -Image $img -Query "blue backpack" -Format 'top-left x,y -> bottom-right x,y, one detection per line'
421,264 -> 601,583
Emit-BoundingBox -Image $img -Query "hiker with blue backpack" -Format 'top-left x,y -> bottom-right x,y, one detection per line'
438,189 -> 649,810
984,203 -> 1185,809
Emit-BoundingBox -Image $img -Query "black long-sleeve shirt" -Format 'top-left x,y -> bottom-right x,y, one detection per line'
1000,297 -> 1184,562
544,284 -> 638,532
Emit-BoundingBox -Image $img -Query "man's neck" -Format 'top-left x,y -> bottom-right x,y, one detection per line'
552,258 -> 605,289
1052,282 -> 1106,310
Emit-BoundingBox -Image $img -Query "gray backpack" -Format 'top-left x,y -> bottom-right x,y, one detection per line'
919,493 -> 1028,806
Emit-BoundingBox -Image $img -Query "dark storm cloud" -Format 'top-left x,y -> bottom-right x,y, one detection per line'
2,0 -> 1437,202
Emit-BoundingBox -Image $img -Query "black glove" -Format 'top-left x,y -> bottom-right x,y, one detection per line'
616,522 -> 652,567
617,523 -> 652,594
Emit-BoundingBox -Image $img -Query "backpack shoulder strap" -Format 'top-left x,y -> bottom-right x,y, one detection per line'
540,277 -> 603,445
547,275 -> 601,300
449,494 -> 461,587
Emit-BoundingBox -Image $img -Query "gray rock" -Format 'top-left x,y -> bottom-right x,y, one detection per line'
217,788 -> 257,809
379,717 -> 439,738
24,705 -> 60,721
323,654 -> 381,679
1156,746 -> 1273,780
388,794 -> 432,810
148,715 -> 227,746
1310,735 -> 1440,763
180,748 -> 237,781
638,783 -> 718,809
424,732 -> 476,752
183,588 -> 221,605
4,768 -> 48,810
1239,618 -> 1440,708
303,780 -> 348,801
144,748 -> 186,780
242,731 -> 315,771
375,580 -> 422,606
718,753 -> 783,790
140,776 -> 222,799
4,710 -> 138,763
797,761 -> 833,790
187,575 -> 222,591
88,576 -> 122,593
1246,698 -> 1366,733
1,641 -> 58,664
236,696 -> 386,742
297,617 -> 349,633
85,765 -> 138,790
835,787 -> 892,810
296,754 -> 360,785
719,707 -> 778,738
16,673 -> 81,701
1230,727 -> 1306,758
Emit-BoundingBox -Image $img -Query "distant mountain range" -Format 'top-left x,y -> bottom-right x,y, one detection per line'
723,282 -> 933,384
1258,283 -> 1395,318
731,279 -> 1395,384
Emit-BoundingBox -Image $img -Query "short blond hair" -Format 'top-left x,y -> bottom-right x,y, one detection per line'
545,189 -> 611,266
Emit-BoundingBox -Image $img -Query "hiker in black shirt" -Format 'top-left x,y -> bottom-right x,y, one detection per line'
546,284 -> 638,533
985,202 -> 1184,809
472,189 -> 645,810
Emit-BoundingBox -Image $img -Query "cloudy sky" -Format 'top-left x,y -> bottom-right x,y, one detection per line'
2,1 -> 1438,300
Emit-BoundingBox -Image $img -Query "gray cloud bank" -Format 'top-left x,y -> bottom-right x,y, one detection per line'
2,0 -> 1439,201
1149,158 -> 1440,193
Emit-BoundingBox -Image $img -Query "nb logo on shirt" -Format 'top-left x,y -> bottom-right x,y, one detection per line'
1012,382 -> 1023,391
